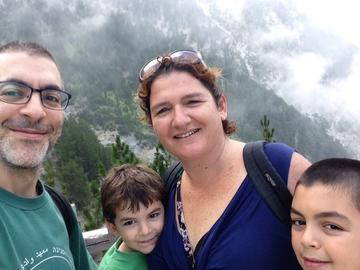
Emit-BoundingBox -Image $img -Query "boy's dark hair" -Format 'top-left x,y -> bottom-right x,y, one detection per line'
298,158 -> 360,211
101,164 -> 165,224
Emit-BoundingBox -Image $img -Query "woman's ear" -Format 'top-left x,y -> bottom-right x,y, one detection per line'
218,94 -> 228,120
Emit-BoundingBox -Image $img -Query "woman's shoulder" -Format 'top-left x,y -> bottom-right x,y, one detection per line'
263,141 -> 310,192
263,141 -> 294,182
264,142 -> 294,156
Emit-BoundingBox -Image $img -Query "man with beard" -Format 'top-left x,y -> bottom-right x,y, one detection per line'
0,41 -> 96,270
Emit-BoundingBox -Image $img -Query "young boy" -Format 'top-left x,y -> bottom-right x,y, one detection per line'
98,164 -> 165,270
291,158 -> 360,270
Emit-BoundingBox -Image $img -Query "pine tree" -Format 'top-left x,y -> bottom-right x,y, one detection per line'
98,162 -> 106,177
57,159 -> 91,211
260,115 -> 275,142
111,135 -> 140,165
42,160 -> 56,187
150,142 -> 174,176
82,161 -> 109,231
83,179 -> 103,231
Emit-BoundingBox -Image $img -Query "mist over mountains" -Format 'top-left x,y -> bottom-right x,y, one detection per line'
1,0 -> 356,161
196,0 -> 360,158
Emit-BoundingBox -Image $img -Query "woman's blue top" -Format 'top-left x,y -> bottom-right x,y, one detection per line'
148,142 -> 301,270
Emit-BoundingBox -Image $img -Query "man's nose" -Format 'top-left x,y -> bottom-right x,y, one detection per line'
19,92 -> 46,121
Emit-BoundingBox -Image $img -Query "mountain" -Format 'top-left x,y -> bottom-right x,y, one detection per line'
0,0 -> 352,161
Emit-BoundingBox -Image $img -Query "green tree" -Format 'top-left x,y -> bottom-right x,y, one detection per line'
83,179 -> 103,231
150,142 -> 174,176
55,117 -> 106,181
52,116 -> 112,227
112,135 -> 140,165
42,159 -> 56,187
98,162 -> 106,177
58,159 -> 91,211
260,115 -> 275,142
83,162 -> 107,230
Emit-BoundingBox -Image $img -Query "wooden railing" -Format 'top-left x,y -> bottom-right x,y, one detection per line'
83,227 -> 117,264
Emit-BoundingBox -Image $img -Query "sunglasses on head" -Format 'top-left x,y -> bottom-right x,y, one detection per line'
138,50 -> 207,82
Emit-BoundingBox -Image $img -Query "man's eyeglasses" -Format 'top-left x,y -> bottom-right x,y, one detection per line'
138,50 -> 207,82
0,80 -> 71,110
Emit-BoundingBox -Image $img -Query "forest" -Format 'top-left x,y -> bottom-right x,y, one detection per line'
0,0 -> 353,229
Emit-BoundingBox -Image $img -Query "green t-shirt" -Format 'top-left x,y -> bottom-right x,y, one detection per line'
98,238 -> 147,270
0,182 -> 96,270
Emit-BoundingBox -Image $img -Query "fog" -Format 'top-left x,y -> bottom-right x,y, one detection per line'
202,0 -> 360,157
1,0 -> 358,158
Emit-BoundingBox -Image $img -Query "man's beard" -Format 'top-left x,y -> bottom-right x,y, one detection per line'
0,117 -> 61,169
0,137 -> 50,169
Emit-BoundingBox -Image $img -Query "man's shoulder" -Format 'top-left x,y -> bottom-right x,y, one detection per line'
44,183 -> 76,237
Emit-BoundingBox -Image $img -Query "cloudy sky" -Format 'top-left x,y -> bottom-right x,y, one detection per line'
295,0 -> 360,47
214,0 -> 360,157
217,0 -> 360,46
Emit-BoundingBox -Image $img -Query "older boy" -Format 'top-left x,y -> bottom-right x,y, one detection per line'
291,158 -> 360,270
99,164 -> 165,270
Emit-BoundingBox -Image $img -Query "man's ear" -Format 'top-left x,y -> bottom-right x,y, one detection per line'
106,221 -> 120,237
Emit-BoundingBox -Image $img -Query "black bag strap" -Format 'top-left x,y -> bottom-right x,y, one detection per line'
243,140 -> 292,223
162,161 -> 183,194
44,184 -> 75,237
163,141 -> 292,223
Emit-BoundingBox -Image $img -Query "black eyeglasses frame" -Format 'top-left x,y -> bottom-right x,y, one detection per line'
0,80 -> 72,111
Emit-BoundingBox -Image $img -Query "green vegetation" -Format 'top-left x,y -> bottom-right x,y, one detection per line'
260,115 -> 275,142
42,118 -> 172,230
1,0 -> 352,230
0,0 -> 348,160
112,135 -> 140,165
150,142 -> 175,177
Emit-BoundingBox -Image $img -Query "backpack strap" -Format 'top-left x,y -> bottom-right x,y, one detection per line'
243,140 -> 292,223
163,141 -> 292,223
162,161 -> 183,193
44,184 -> 75,237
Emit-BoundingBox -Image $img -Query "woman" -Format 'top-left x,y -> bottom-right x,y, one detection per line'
136,50 -> 310,270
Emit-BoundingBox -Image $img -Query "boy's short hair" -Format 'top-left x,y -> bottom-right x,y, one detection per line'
298,158 -> 360,211
101,164 -> 165,224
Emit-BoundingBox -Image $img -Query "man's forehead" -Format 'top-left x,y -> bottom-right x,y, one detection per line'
0,52 -> 63,87
0,51 -> 58,66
